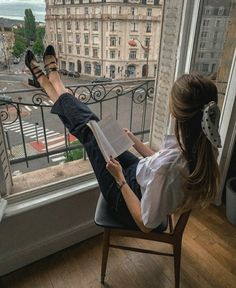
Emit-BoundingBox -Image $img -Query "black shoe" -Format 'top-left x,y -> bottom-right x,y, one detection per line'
25,50 -> 44,88
43,45 -> 58,75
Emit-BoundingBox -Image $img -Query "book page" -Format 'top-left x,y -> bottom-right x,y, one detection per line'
87,120 -> 117,162
98,115 -> 134,156
87,115 -> 134,162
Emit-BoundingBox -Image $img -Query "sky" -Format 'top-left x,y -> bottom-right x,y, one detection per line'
0,0 -> 46,22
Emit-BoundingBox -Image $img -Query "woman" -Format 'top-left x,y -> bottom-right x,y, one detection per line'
25,45 -> 221,233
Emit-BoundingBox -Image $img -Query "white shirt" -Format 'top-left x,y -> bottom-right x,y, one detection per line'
136,135 -> 188,229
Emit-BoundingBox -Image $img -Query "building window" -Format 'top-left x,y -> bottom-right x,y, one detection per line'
147,8 -> 152,16
145,37 -> 150,47
67,21 -> 71,30
84,34 -> 89,44
76,21 -> 79,30
215,20 -> 220,27
85,47 -> 89,56
213,31 -> 218,41
200,42 -> 205,49
118,51 -> 120,58
198,52 -> 204,58
110,22 -> 116,32
94,64 -> 101,76
84,62 -> 91,74
59,44 -> 63,53
84,21 -> 88,30
201,31 -> 208,37
203,19 -> 209,26
93,48 -> 98,58
93,35 -> 99,45
76,46 -> 80,55
69,62 -> 75,72
131,7 -> 135,16
110,37 -> 116,46
119,7 -> 122,14
131,22 -> 138,32
68,45 -> 72,54
129,50 -> 137,59
67,8 -> 70,15
67,33 -> 72,43
218,7 -> 224,15
57,34 -> 62,42
93,22 -> 98,31
201,63 -> 209,72
204,8 -> 212,15
211,52 -> 215,58
73,34 -> 79,44
146,22 -> 151,33
84,7 -> 89,15
110,50 -> 116,59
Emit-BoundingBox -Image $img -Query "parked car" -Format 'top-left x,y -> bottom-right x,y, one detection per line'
92,77 -> 112,83
59,69 -> 68,75
13,57 -> 21,64
68,71 -> 80,78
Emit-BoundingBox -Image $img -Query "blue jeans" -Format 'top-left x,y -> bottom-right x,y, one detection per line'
51,93 -> 167,231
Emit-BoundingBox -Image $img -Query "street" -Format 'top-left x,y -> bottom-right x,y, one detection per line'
0,59 -> 154,174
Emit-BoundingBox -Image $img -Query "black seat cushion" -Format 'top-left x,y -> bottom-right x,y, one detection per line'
94,194 -> 168,233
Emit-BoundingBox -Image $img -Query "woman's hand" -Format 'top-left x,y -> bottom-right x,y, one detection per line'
123,128 -> 133,138
106,157 -> 125,182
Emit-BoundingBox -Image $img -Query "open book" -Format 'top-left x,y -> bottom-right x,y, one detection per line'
87,114 -> 134,162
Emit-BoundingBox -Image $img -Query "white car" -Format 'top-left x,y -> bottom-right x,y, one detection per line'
13,57 -> 21,64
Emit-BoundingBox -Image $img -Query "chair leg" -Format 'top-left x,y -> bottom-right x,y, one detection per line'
101,228 -> 110,284
173,241 -> 182,288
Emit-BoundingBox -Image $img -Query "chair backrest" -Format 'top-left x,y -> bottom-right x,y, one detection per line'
173,210 -> 191,236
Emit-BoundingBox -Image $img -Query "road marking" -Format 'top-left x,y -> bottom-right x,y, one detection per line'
24,105 -> 32,112
50,155 -> 66,162
38,132 -> 60,140
40,134 -> 66,143
42,140 -> 66,151
33,106 -> 38,110
49,100 -> 54,104
43,101 -> 50,106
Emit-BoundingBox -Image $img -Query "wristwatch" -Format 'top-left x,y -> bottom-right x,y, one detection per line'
116,180 -> 127,190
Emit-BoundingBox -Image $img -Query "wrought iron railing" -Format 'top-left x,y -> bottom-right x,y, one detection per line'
0,79 -> 154,171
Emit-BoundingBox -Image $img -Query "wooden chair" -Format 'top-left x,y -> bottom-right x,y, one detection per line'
94,194 -> 191,288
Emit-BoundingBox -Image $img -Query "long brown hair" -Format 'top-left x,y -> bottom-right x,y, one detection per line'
169,73 -> 220,210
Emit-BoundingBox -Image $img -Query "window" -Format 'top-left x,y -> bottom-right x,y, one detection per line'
59,44 -> 63,53
198,52 -> 204,58
68,45 -> 72,54
110,37 -> 116,46
93,22 -> 98,31
57,34 -> 62,42
201,31 -> 208,37
76,46 -> 80,55
84,62 -> 91,74
200,42 -> 205,49
131,22 -> 138,32
110,50 -> 116,59
76,34 -> 80,44
93,35 -> 99,45
67,33 -> 72,43
218,7 -> 224,15
84,7 -> 88,15
67,8 -> 70,15
110,22 -> 116,32
147,8 -> 152,16
67,21 -> 71,30
85,47 -> 89,56
203,19 -> 209,26
146,22 -> 151,33
76,21 -> 79,30
215,20 -> 220,27
84,34 -> 89,45
145,37 -> 150,47
131,7 -> 135,16
84,21 -> 88,30
69,61 -> 75,72
93,48 -> 98,58
129,50 -> 137,59
201,63 -> 209,72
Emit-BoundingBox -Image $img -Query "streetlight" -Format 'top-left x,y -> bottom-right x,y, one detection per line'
128,38 -> 150,78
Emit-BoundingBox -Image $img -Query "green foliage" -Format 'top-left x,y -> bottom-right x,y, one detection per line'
64,140 -> 84,162
32,38 -> 44,57
12,34 -> 27,57
24,9 -> 36,45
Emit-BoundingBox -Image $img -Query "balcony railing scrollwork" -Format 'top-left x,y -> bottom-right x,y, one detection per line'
0,79 -> 154,171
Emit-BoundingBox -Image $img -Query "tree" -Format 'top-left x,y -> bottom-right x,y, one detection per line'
24,9 -> 36,45
12,35 -> 27,58
32,38 -> 44,57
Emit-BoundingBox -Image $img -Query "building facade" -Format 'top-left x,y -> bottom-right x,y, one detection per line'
191,0 -> 231,77
45,0 -> 162,79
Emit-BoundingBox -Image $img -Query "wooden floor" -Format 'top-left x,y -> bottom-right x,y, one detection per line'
0,205 -> 236,288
